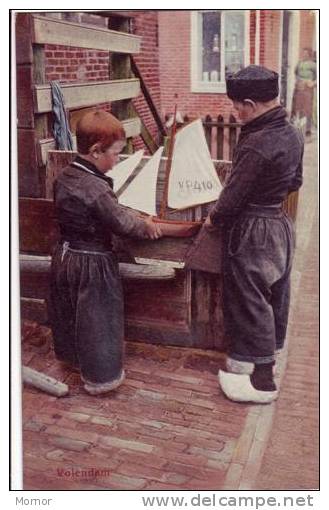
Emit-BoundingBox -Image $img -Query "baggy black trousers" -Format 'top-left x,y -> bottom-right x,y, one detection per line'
222,206 -> 295,364
50,244 -> 124,384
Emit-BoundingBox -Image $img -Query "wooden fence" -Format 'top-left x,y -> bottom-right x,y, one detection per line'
181,114 -> 241,161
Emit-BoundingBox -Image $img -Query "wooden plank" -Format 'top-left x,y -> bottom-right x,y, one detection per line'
191,271 -> 225,349
32,14 -> 141,54
125,320 -> 193,347
20,297 -> 48,324
283,191 -> 299,222
119,263 -> 175,280
123,117 -> 142,139
40,140 -> 75,170
131,56 -> 167,138
109,16 -> 135,154
125,236 -> 194,263
19,254 -> 175,281
33,43 -> 46,84
19,198 -> 59,255
17,65 -> 35,128
34,79 -> 140,113
20,266 -> 50,300
39,118 -> 141,166
45,151 -> 76,199
22,366 -> 69,397
90,11 -> 136,19
17,129 -> 40,197
15,13 -> 33,64
130,103 -> 159,154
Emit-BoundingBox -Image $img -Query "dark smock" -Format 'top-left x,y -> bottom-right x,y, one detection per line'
209,106 -> 304,364
50,156 -> 148,384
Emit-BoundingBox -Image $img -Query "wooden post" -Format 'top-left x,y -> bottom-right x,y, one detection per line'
22,366 -> 69,397
33,43 -> 49,196
229,114 -> 237,161
217,115 -> 224,160
160,104 -> 177,218
16,13 -> 41,197
130,56 -> 167,141
109,15 -> 134,154
204,114 -> 212,153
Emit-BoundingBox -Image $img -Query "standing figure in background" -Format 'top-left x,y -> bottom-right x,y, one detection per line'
50,111 -> 162,396
291,48 -> 317,136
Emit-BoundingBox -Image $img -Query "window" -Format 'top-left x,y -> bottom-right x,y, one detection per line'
191,10 -> 250,93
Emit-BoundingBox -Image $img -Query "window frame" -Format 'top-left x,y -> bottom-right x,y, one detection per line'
190,10 -> 250,93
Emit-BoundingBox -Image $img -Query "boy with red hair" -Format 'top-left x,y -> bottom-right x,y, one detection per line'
50,110 -> 161,395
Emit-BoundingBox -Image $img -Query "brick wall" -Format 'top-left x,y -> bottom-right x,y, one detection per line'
40,10 -> 315,152
45,46 -> 109,83
299,10 -> 317,56
43,11 -> 161,152
131,10 -> 162,151
158,11 -> 231,124
158,10 -> 261,125
259,10 -> 281,72
249,10 -> 256,65
44,12 -> 109,83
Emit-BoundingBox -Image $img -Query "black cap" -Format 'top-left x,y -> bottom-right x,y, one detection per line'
226,65 -> 279,102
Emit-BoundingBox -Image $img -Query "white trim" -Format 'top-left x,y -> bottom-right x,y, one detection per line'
255,10 -> 260,65
72,161 -> 97,175
190,10 -> 250,94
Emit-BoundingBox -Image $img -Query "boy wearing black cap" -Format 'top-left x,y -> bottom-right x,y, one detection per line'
206,65 -> 304,404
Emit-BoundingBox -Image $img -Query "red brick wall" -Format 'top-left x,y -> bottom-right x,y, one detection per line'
259,10 -> 281,72
249,10 -> 256,65
131,10 -> 162,150
158,11 -> 231,121
45,46 -> 109,83
299,10 -> 316,56
44,12 -> 109,83
158,10 -> 259,124
158,10 -> 285,120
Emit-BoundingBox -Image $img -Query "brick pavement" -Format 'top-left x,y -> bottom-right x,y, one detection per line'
21,137 -> 318,490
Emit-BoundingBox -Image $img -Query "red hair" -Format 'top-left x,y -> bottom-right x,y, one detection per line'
76,110 -> 126,154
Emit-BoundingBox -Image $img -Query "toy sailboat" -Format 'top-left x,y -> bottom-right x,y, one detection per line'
108,115 -> 223,237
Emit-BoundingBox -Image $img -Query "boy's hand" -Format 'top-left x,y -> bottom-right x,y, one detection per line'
204,215 -> 212,227
204,215 -> 217,232
145,216 -> 163,240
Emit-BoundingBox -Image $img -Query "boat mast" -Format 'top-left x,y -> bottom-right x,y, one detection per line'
159,104 -> 177,219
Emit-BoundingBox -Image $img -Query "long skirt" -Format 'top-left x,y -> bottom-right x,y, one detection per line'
292,81 -> 314,131
49,244 -> 124,384
222,206 -> 295,364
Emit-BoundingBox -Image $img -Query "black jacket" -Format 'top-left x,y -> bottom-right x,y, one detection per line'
54,156 -> 148,251
210,106 -> 304,226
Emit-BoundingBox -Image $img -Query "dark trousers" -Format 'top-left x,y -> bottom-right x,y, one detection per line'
222,206 -> 295,364
50,244 -> 124,383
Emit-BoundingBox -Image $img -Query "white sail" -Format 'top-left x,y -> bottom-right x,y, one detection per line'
167,119 -> 222,209
118,146 -> 164,216
106,149 -> 144,193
